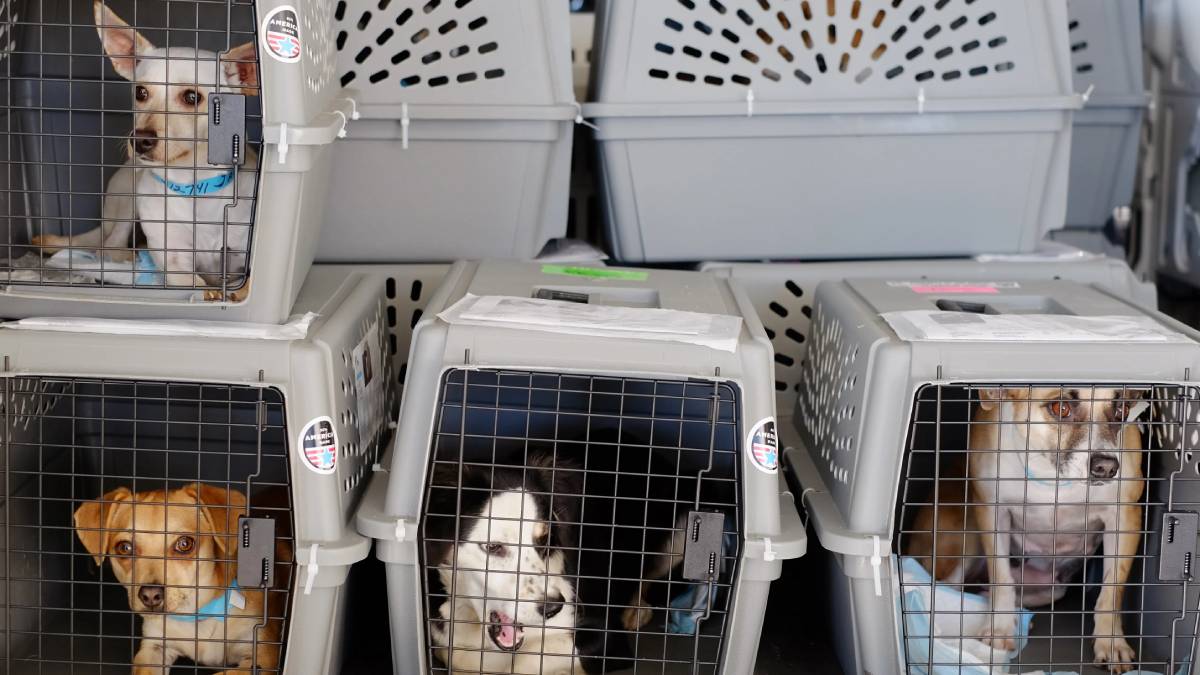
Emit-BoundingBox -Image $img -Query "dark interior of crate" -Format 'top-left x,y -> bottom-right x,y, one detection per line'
1,377 -> 293,674
1,0 -> 262,274
420,369 -> 744,674
894,384 -> 1200,675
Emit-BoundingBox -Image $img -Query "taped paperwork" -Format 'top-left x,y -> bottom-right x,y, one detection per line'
881,311 -> 1191,344
1,312 -> 318,340
438,294 -> 742,352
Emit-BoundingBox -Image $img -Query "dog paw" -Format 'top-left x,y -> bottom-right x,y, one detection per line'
621,605 -> 653,632
1094,636 -> 1136,673
977,617 -> 1018,652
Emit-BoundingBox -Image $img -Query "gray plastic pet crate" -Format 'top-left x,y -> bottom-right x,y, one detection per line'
0,0 -> 354,322
702,249 -> 1156,415
317,0 -> 575,262
585,0 -> 1081,262
0,266 -> 392,673
783,278 -> 1200,674
1064,0 -> 1146,230
355,260 -> 806,674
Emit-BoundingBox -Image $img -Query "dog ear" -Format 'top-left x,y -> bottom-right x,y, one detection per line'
74,486 -> 133,567
977,387 -> 1005,411
93,1 -> 155,82
221,42 -> 260,94
183,483 -> 247,558
529,455 -> 581,549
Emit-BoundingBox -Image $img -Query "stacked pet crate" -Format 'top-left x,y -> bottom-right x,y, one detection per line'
356,260 -> 807,674
319,0 -> 576,261
0,0 -> 386,670
781,279 -> 1200,674
1144,0 -> 1200,293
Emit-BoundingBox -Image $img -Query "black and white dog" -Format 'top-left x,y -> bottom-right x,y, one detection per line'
423,456 -> 587,674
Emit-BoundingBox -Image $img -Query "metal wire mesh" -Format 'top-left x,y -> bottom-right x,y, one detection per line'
0,0 -> 263,293
896,383 -> 1200,674
0,377 -> 295,673
418,368 -> 744,675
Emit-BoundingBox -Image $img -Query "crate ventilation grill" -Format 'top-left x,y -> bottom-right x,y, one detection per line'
1067,13 -> 1094,75
648,0 -> 1017,88
304,0 -> 338,94
795,302 -> 863,486
334,0 -> 505,89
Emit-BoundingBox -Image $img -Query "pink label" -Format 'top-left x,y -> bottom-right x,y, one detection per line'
909,285 -> 1001,294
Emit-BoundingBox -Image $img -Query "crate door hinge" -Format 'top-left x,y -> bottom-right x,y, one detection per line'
1159,512 -> 1199,582
237,517 -> 276,589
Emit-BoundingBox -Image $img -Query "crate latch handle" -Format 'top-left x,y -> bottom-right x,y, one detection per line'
277,122 -> 289,165
871,535 -> 882,597
303,543 -> 319,595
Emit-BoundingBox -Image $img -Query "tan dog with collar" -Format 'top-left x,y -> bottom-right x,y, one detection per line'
907,387 -> 1145,673
74,483 -> 287,674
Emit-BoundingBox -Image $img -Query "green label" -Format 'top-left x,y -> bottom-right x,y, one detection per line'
540,265 -> 648,281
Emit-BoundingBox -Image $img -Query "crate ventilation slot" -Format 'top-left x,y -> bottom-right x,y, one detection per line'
651,0 -> 1016,87
335,0 -> 505,89
795,302 -> 859,484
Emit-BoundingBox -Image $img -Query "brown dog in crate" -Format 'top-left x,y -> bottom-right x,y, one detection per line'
74,483 -> 290,674
906,386 -> 1146,673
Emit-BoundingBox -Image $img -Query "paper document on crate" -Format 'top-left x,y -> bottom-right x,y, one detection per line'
881,310 -> 1192,344
439,294 -> 742,352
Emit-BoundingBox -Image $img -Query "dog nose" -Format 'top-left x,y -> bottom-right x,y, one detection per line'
537,594 -> 564,619
132,128 -> 158,155
1090,455 -> 1119,480
137,585 -> 164,609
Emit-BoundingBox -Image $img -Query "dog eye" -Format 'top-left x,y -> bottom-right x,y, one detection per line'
480,543 -> 507,557
181,89 -> 202,106
113,540 -> 134,556
1047,401 -> 1072,418
173,536 -> 195,554
134,86 -> 149,102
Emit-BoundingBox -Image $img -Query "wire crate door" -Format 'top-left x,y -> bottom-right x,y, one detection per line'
0,377 -> 296,673
896,384 -> 1200,674
418,368 -> 745,674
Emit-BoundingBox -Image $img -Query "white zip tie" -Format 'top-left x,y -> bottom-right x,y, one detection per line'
401,102 -> 410,150
762,537 -> 776,562
572,102 -> 599,131
342,96 -> 361,120
333,110 -> 348,138
303,543 -> 319,595
871,535 -> 883,597
395,519 -> 407,542
916,87 -> 925,115
277,122 -> 289,165
746,88 -> 755,117
1081,83 -> 1096,104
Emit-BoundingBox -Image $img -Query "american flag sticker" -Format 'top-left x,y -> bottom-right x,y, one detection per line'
261,6 -> 301,64
747,418 -> 778,474
299,416 -> 338,475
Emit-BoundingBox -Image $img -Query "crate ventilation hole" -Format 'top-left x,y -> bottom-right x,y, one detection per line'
1066,14 -> 1093,75
304,0 -> 338,93
764,279 -> 811,394
651,0 -> 1016,87
796,302 -> 859,484
335,0 -> 505,89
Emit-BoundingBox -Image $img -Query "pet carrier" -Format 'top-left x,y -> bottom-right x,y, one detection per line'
782,277 -> 1200,674
317,0 -> 575,262
585,0 -> 1081,262
702,250 -> 1156,415
1151,94 -> 1200,293
0,0 -> 352,322
0,266 -> 391,673
1064,0 -> 1146,230
355,260 -> 807,674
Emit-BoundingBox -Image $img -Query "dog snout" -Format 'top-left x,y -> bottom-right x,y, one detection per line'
137,585 -> 164,610
1089,454 -> 1119,481
131,128 -> 158,156
537,593 -> 565,620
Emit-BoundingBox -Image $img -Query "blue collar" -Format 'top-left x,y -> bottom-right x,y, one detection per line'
169,582 -> 241,622
151,169 -> 235,196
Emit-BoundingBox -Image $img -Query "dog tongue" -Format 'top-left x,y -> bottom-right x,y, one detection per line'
495,614 -> 519,648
